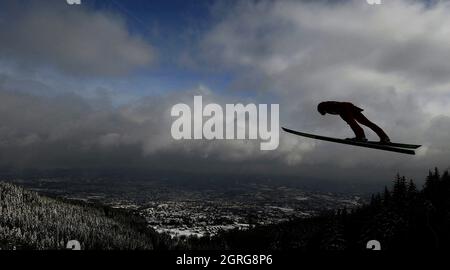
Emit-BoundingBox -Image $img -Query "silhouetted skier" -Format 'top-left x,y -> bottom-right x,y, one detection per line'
317,101 -> 390,143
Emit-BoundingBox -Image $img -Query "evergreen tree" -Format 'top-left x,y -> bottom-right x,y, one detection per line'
407,179 -> 417,194
370,193 -> 382,208
406,179 -> 418,201
424,168 -> 440,196
393,174 -> 407,203
383,186 -> 391,205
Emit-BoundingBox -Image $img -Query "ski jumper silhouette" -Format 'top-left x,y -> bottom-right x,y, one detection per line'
317,101 -> 390,143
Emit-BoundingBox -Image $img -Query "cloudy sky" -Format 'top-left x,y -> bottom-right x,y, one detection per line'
1,0 -> 449,191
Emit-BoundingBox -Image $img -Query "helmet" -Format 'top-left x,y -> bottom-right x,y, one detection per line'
317,102 -> 327,115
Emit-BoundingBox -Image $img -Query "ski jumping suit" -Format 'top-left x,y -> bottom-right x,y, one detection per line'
320,101 -> 390,141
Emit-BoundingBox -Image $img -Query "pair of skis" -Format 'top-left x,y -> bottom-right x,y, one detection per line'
282,127 -> 421,155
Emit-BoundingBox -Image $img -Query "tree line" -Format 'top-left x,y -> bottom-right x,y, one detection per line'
182,168 -> 450,250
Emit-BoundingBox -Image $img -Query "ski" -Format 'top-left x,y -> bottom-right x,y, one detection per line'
363,141 -> 421,149
282,127 -> 417,155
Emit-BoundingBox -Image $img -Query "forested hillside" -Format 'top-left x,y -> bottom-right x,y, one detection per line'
0,182 -> 171,250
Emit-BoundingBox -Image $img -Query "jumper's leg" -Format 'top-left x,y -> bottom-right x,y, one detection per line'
341,115 -> 366,139
354,112 -> 390,142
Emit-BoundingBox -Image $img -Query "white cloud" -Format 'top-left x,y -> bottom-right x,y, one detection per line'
0,1 -> 154,76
